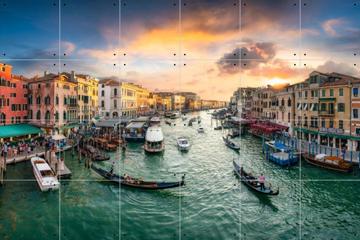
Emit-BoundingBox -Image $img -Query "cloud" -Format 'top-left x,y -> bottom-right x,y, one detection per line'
316,60 -> 359,76
61,41 -> 76,54
322,19 -> 345,36
217,42 -> 276,74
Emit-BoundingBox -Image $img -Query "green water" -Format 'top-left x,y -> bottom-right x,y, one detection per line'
1,111 -> 360,239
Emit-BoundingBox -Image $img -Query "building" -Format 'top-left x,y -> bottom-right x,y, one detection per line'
0,63 -> 29,125
73,73 -> 99,122
133,84 -> 150,115
28,72 -> 77,132
171,94 -> 186,111
98,80 -> 138,118
274,85 -> 295,134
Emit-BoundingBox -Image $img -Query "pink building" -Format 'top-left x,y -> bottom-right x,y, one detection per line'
28,72 -> 77,133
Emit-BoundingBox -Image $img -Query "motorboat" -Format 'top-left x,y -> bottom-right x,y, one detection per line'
170,111 -> 181,119
302,153 -> 352,173
177,137 -> 191,151
31,157 -> 60,192
197,127 -> 205,133
144,126 -> 165,153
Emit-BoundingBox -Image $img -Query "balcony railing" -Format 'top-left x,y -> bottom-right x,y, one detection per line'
319,110 -> 335,116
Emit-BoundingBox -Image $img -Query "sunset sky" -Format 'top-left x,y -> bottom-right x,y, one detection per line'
1,0 -> 359,100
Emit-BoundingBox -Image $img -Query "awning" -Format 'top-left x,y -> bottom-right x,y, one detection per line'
0,124 -> 43,138
126,122 -> 146,129
61,122 -> 79,130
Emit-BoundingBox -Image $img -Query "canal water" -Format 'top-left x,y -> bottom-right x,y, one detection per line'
1,111 -> 360,240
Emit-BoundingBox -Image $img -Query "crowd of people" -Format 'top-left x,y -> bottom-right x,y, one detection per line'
1,139 -> 44,161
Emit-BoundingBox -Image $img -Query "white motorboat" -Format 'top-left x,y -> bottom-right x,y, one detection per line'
177,137 -> 191,151
170,111 -> 181,119
197,127 -> 205,133
31,157 -> 60,192
144,126 -> 165,153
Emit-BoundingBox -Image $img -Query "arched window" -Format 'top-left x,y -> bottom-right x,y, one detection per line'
113,111 -> 118,118
63,111 -> 67,121
287,98 -> 292,107
45,111 -> 51,122
36,110 -> 41,120
56,95 -> 59,105
0,113 -> 6,124
281,98 -> 285,106
36,96 -> 41,105
55,111 -> 59,122
114,88 -> 117,96
28,110 -> 33,120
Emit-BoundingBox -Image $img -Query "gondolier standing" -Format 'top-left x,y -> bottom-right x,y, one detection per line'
258,173 -> 265,190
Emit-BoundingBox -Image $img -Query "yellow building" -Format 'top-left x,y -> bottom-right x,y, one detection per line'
133,84 -> 151,115
75,73 -> 99,122
172,94 -> 186,111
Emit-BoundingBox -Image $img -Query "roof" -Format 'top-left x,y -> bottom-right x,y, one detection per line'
0,124 -> 42,139
51,134 -> 66,141
95,118 -> 124,128
145,126 -> 164,142
132,116 -> 150,122
126,122 -> 146,129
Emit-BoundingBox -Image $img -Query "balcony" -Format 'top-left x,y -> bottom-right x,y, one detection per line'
319,127 -> 344,135
319,110 -> 335,117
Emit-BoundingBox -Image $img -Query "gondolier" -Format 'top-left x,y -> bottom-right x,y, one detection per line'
258,173 -> 265,191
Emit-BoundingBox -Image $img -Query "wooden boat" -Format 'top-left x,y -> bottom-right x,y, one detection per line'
302,153 -> 352,173
223,136 -> 240,151
177,137 -> 191,151
233,160 -> 279,195
91,164 -> 185,189
31,157 -> 60,192
85,145 -> 110,161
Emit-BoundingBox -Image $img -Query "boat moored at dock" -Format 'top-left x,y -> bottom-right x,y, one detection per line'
31,157 -> 60,192
302,153 -> 353,173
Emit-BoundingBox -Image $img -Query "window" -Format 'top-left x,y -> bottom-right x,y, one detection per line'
36,110 -> 41,120
287,98 -> 291,107
304,91 -> 308,98
101,100 -> 105,108
330,89 -> 334,97
101,90 -> 104,97
114,100 -> 117,108
356,128 -> 360,135
353,109 -> 359,119
322,89 -> 326,97
353,88 -> 359,97
339,120 -> 344,129
288,112 -> 290,123
338,103 -> 345,112
114,88 -> 118,96
339,88 -> 344,96
329,103 -> 334,114
56,96 -> 59,105
321,103 -> 327,111
321,119 -> 326,128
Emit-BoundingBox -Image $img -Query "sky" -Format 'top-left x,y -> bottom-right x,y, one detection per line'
0,0 -> 359,100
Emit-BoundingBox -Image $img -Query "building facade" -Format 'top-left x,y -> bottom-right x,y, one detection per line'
0,63 -> 29,125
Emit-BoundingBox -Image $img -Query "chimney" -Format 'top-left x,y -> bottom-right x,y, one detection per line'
44,71 -> 47,76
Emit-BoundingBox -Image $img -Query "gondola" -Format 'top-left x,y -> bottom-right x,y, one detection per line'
91,164 -> 185,190
222,136 -> 240,151
233,160 -> 279,195
214,126 -> 222,130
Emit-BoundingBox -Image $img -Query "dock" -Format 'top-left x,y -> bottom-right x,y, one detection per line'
4,145 -> 72,179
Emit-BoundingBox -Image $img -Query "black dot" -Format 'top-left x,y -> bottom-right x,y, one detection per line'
184,3 -> 186,6
303,3 -> 307,6
184,53 -> 186,56
304,53 -> 307,56
173,3 -> 176,6
53,3 -> 56,6
294,53 -> 296,56
354,64 -> 357,66
113,53 -> 116,56
53,53 -> 56,56
63,3 -> 66,6
233,63 -> 237,66
174,64 -> 176,66
233,53 -> 236,56
173,53 -> 176,56
243,63 -> 247,66
304,64 -> 307,66
123,53 -> 126,56
53,64 -> 56,66
183,64 -> 186,66
113,64 -> 116,66
294,3 -> 297,6
123,64 -> 126,66
354,53 -> 357,56
354,3 -> 357,6
113,3 -> 116,6
233,3 -> 237,6
2,53 -> 5,56
243,53 -> 247,56
243,3 -> 247,6
294,63 -> 297,66
63,64 -> 66,66
123,3 -> 126,6
64,53 -> 66,56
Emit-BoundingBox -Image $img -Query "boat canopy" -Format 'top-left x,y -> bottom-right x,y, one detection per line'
51,134 -> 66,141
145,126 -> 164,142
36,163 -> 52,171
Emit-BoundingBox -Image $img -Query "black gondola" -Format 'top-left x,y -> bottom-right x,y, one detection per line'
233,160 -> 279,195
91,164 -> 185,190
222,136 -> 240,151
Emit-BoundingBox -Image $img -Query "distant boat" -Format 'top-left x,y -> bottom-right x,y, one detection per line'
302,153 -> 352,173
233,160 -> 279,195
91,164 -> 185,190
214,126 -> 222,130
197,127 -> 205,133
31,157 -> 60,192
144,126 -> 165,153
223,136 -> 240,151
165,120 -> 172,126
150,116 -> 161,126
177,137 -> 191,151
170,111 -> 181,119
